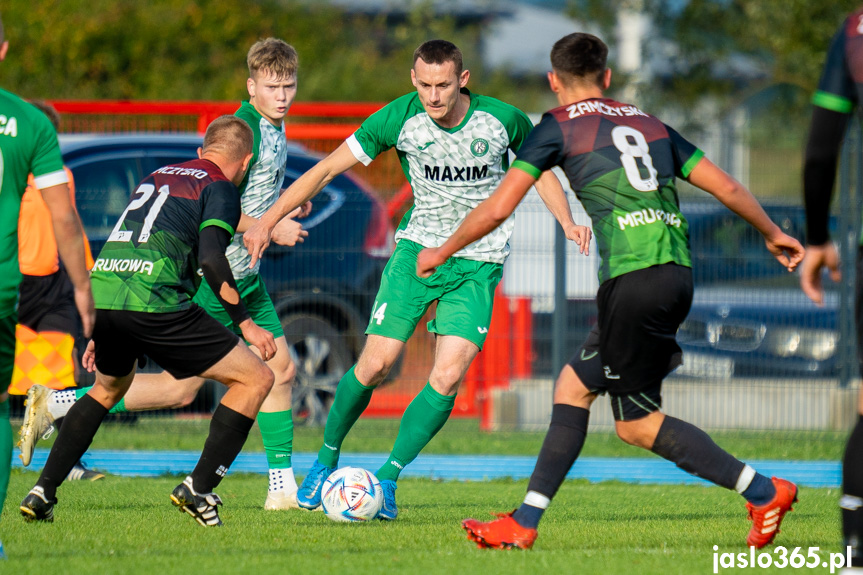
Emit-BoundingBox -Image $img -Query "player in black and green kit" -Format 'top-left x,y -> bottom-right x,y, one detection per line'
799,7 -> 863,568
18,38 -> 308,511
19,116 -> 277,528
0,13 -> 95,559
418,33 -> 806,551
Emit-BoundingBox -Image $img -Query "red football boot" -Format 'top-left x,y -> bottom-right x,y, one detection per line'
745,477 -> 798,548
462,511 -> 538,550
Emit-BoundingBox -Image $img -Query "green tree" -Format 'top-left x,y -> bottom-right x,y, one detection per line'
0,0 -> 549,110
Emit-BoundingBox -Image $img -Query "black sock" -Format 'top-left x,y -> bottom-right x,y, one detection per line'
189,403 -> 255,493
517,404 -> 588,504
741,472 -> 776,506
651,416 -> 746,490
514,405 -> 589,529
36,395 -> 108,501
842,416 -> 863,567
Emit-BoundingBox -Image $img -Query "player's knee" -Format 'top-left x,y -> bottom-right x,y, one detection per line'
258,364 -> 276,394
174,389 -> 199,409
356,356 -> 393,386
615,420 -> 652,449
276,356 -> 296,386
429,365 -> 463,394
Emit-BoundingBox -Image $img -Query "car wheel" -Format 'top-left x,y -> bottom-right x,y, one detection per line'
281,314 -> 351,427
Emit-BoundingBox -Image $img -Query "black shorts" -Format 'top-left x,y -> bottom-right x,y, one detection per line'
568,263 -> 693,421
18,269 -> 78,335
93,305 -> 240,379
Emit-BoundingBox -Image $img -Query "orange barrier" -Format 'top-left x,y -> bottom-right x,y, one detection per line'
47,99 -> 408,197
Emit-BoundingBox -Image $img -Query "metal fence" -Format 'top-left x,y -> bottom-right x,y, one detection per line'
13,100 -> 862,434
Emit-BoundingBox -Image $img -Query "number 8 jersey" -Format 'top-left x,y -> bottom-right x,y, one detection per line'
512,97 -> 702,284
90,159 -> 241,312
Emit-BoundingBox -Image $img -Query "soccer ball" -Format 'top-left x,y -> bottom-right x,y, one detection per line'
321,467 -> 384,522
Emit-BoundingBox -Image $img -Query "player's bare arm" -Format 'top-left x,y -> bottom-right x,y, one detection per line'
237,210 -> 308,246
800,242 -> 841,306
687,157 -> 805,272
40,182 -> 96,337
533,170 -> 591,255
245,142 -> 359,266
417,168 -> 536,278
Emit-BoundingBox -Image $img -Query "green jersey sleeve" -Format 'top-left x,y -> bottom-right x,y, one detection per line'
478,96 -> 535,154
234,101 -> 263,193
666,125 -> 705,179
30,109 -> 67,189
347,93 -> 418,165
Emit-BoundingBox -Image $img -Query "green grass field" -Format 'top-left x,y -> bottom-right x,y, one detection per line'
2,471 -> 844,575
3,416 -> 849,573
15,416 -> 849,461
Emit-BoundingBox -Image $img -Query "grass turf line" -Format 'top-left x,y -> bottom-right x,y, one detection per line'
3,470 -> 842,575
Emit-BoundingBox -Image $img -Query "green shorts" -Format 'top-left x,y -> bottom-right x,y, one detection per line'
193,274 -> 284,339
0,311 -> 16,394
367,240 -> 503,350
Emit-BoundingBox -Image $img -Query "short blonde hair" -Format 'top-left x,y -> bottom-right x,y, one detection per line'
202,115 -> 253,162
247,38 -> 298,81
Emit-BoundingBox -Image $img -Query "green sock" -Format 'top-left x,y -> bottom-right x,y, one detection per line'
75,386 -> 127,414
375,383 -> 455,482
0,399 -> 11,522
318,366 -> 374,468
257,409 -> 293,468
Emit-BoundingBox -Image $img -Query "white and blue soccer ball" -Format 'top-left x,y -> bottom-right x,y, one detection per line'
321,467 -> 384,522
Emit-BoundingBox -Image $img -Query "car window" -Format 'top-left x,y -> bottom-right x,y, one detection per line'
145,154 -> 198,175
72,158 -> 141,238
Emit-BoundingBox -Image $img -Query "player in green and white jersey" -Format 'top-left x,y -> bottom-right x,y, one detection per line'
17,38 -> 309,511
0,12 -> 95,558
244,39 -> 591,520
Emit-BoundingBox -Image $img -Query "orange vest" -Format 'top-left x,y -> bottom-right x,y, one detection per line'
18,167 -> 94,276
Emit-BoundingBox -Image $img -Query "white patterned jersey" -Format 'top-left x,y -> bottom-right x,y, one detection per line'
227,100 -> 288,277
346,90 -> 533,264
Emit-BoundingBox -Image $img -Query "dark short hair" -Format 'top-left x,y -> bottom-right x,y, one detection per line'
30,100 -> 61,132
550,33 -> 608,86
413,39 -> 463,75
202,115 -> 253,162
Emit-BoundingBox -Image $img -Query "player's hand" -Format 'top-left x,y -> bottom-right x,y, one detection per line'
272,215 -> 309,247
82,340 -> 96,373
763,231 -> 805,274
243,221 -> 272,269
239,319 -> 277,361
297,201 -> 313,218
564,223 -> 592,255
800,242 -> 841,307
416,247 -> 446,278
74,284 -> 96,338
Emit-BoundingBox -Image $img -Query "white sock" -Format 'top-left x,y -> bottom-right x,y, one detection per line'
268,468 -> 298,493
734,464 -> 757,493
524,490 -> 551,509
49,390 -> 77,419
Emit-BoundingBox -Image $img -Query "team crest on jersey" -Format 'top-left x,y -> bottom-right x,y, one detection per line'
470,138 -> 489,157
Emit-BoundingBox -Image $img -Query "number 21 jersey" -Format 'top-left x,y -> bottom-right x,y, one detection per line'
513,98 -> 702,284
90,159 -> 241,313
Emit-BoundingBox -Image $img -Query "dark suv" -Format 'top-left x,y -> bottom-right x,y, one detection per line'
64,134 -> 394,424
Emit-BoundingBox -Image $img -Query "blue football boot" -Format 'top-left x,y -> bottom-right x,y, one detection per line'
296,459 -> 334,510
377,479 -> 398,520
